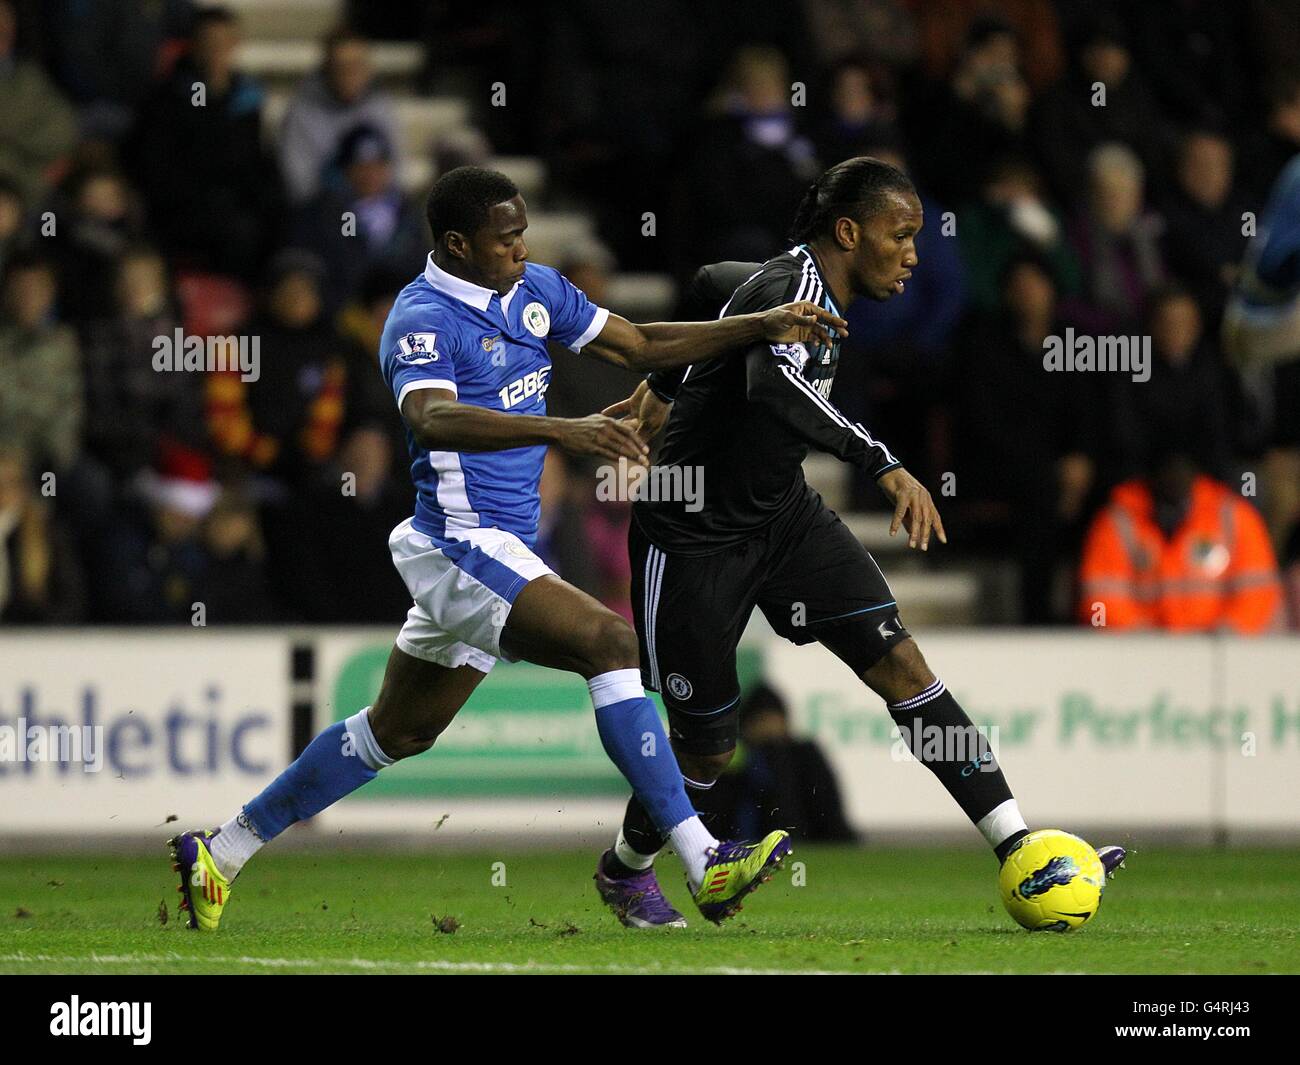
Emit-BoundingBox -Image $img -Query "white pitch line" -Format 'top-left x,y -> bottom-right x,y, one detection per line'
0,952 -> 862,976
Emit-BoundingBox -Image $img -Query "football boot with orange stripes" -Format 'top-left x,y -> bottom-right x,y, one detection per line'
167,828 -> 233,931
691,830 -> 792,924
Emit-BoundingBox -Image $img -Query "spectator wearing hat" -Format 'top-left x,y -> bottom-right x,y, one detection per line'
279,25 -> 399,205
200,483 -> 282,623
94,441 -> 221,623
290,123 -> 427,314
93,440 -> 279,623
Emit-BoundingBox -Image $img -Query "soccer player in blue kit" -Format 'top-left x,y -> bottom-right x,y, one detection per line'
167,166 -> 848,930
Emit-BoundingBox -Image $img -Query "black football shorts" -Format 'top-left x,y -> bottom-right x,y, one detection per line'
629,489 -> 909,755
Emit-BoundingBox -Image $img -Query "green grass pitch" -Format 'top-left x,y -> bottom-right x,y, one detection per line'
1,845 -> 1297,974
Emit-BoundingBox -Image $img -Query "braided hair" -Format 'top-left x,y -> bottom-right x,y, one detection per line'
789,156 -> 915,244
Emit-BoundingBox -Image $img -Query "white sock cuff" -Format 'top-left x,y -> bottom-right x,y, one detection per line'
210,811 -> 265,880
667,814 -> 719,859
614,829 -> 658,870
888,678 -> 946,712
977,798 -> 1028,850
344,707 -> 394,770
588,668 -> 645,709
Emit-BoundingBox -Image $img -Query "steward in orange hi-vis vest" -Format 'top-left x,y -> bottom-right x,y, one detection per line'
1078,474 -> 1283,633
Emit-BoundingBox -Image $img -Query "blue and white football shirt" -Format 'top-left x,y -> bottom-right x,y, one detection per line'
380,254 -> 609,546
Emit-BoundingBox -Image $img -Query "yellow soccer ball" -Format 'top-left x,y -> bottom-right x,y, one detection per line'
999,829 -> 1105,932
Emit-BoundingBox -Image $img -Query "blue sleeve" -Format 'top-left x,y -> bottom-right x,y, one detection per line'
536,265 -> 609,351
382,311 -> 459,412
1256,155 -> 1300,295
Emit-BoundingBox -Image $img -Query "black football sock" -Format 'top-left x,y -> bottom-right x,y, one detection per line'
994,829 -> 1030,864
886,679 -> 1028,861
605,777 -> 719,880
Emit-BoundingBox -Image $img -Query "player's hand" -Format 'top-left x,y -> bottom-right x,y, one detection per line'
602,380 -> 672,443
878,467 -> 947,551
761,301 -> 848,348
554,414 -> 650,464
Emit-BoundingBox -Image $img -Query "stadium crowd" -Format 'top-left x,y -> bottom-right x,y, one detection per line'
0,0 -> 1297,631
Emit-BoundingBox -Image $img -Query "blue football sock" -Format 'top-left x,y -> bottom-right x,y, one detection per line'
589,669 -> 695,833
242,711 -> 385,841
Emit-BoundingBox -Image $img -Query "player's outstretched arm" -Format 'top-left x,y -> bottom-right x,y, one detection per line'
580,302 -> 848,372
402,387 -> 648,464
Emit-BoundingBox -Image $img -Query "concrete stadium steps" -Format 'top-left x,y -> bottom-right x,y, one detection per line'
606,274 -> 676,320
875,571 -> 981,625
803,452 -> 849,511
840,510 -> 910,551
222,0 -> 343,42
237,40 -> 424,82
511,211 -> 594,265
258,88 -> 470,161
487,156 -> 546,201
394,96 -> 474,156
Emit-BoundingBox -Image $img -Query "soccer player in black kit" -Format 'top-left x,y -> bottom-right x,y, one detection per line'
593,157 -> 1126,928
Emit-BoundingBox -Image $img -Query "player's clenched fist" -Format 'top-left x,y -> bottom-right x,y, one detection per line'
760,301 -> 849,348
555,414 -> 650,464
878,467 -> 948,552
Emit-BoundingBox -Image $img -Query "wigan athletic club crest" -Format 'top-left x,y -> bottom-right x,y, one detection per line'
522,302 -> 551,337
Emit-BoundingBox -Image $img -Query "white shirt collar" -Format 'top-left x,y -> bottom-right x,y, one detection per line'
423,253 -> 521,312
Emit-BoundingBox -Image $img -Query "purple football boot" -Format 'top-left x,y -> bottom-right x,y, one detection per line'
594,851 -> 688,928
1097,844 -> 1127,880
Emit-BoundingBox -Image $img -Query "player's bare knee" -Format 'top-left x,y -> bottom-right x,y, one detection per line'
679,749 -> 734,785
368,703 -> 443,761
379,723 -> 446,761
584,612 -> 641,676
863,638 -> 935,703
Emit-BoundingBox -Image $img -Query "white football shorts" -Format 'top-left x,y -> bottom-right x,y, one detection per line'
388,518 -> 554,673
